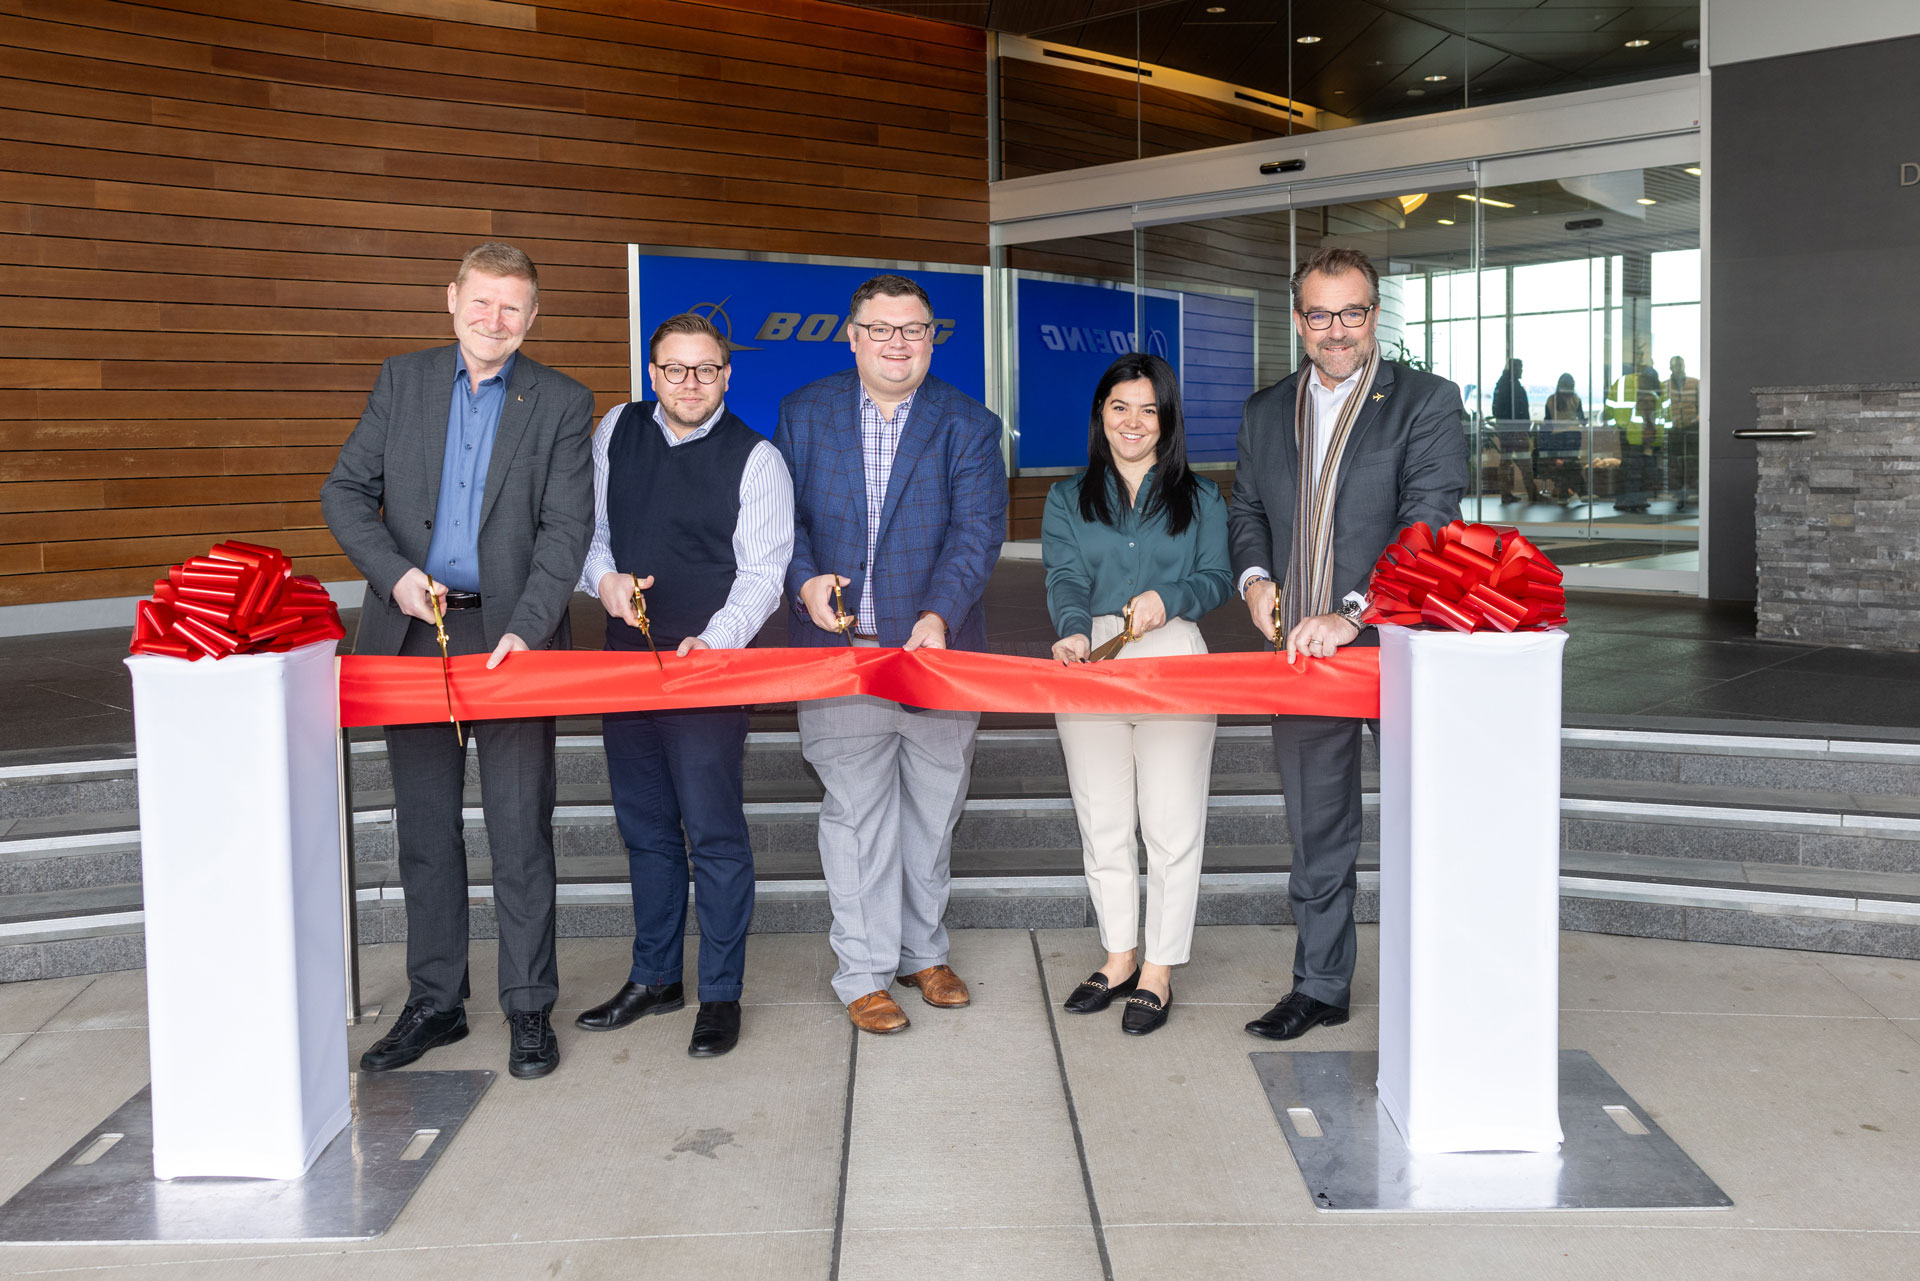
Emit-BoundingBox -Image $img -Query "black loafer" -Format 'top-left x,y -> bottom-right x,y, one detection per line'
688,1001 -> 741,1058
1244,991 -> 1349,1042
1064,967 -> 1140,1014
507,1009 -> 559,1079
1120,988 -> 1170,1036
575,981 -> 685,1030
359,1001 -> 467,1072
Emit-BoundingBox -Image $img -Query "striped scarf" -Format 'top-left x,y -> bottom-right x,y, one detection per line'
1281,345 -> 1382,633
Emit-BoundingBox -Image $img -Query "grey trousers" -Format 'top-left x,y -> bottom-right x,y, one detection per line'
1270,714 -> 1367,1008
798,691 -> 979,1006
386,612 -> 559,1015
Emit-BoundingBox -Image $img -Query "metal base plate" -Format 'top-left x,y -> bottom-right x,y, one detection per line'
1251,1050 -> 1732,1212
0,1070 -> 493,1244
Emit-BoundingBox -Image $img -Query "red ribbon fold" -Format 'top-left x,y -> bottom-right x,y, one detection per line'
1364,520 -> 1568,633
130,541 -> 347,660
336,647 -> 1384,728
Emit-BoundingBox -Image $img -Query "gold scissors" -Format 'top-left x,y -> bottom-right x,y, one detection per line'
830,580 -> 855,647
630,578 -> 663,670
425,574 -> 462,746
1087,599 -> 1138,663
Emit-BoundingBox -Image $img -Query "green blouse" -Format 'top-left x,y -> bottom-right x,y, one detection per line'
1042,469 -> 1231,641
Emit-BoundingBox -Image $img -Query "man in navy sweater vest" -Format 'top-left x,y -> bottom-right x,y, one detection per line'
573,313 -> 794,1057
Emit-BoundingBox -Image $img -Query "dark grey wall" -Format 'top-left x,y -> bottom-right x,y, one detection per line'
1709,34 -> 1920,598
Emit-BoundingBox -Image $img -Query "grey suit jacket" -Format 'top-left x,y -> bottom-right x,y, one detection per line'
1227,359 -> 1468,631
320,345 -> 595,657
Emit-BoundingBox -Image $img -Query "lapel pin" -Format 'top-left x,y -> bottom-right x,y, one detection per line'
517,394 -> 524,401
1372,392 -> 1385,402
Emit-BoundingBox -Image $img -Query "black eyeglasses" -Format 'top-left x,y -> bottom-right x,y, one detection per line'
848,321 -> 932,342
656,362 -> 723,385
1297,304 -> 1377,331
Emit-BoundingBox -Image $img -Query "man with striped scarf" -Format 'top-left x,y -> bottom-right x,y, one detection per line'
1228,246 -> 1469,1042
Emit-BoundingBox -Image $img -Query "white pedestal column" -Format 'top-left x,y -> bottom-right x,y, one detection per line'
1374,624 -> 1567,1154
125,640 -> 350,1180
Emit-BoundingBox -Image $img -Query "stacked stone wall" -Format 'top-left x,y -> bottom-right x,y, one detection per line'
1753,383 -> 1920,650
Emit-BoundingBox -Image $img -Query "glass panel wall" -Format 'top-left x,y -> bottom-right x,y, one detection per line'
1001,163 -> 1702,588
990,2 -> 1701,180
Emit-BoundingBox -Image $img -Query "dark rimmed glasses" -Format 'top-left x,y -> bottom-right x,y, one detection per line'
1296,304 -> 1377,331
847,321 -> 932,342
656,362 -> 724,384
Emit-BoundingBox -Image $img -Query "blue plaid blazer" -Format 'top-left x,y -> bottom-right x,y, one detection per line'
774,369 -> 1006,652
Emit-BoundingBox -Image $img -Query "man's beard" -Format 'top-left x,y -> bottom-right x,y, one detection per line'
1311,337 -> 1372,379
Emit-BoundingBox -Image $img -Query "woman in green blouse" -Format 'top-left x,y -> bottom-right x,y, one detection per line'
1043,352 -> 1231,1035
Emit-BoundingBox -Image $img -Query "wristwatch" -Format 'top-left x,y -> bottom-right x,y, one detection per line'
1336,591 -> 1368,628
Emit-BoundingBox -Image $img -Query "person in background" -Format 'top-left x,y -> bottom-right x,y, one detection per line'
1043,352 -> 1230,1037
1490,357 -> 1535,504
1666,356 -> 1701,511
1539,372 -> 1588,505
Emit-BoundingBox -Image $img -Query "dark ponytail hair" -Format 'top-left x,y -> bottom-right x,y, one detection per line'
1077,351 -> 1200,536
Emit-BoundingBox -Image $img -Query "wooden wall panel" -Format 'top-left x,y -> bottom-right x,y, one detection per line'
0,0 -> 987,606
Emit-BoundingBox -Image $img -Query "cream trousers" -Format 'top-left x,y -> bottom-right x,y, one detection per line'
1055,614 -> 1217,966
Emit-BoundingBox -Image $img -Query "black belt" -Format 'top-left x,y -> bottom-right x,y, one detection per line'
442,590 -> 483,611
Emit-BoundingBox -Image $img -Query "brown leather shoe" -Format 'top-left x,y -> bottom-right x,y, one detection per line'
847,990 -> 909,1034
897,964 -> 971,1008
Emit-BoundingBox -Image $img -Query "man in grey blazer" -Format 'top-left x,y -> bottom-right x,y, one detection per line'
321,243 -> 594,1079
1228,246 -> 1467,1042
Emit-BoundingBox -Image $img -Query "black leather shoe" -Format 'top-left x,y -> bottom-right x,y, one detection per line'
359,1001 -> 467,1072
687,1001 -> 741,1058
507,1009 -> 559,1079
1063,967 -> 1140,1014
1244,991 -> 1349,1042
575,981 -> 685,1030
1120,988 -> 1170,1036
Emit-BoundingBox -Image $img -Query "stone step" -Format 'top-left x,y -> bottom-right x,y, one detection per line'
8,845 -> 1919,984
12,763 -> 1920,897
18,724 -> 1920,822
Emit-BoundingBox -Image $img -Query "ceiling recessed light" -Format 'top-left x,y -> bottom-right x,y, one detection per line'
1684,166 -> 1702,176
1406,88 -> 1425,96
1206,5 -> 1225,12
1625,38 -> 1651,48
1332,89 -> 1346,94
1296,34 -> 1321,44
1436,218 -> 1455,226
1636,197 -> 1657,205
1424,74 -> 1448,82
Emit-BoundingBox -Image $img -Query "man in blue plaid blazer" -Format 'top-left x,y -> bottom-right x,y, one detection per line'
773,273 -> 1007,1034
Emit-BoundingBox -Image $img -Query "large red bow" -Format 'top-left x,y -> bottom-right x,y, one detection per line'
1364,520 -> 1567,633
129,541 -> 346,660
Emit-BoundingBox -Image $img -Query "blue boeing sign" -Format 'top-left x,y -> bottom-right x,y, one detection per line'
1013,276 -> 1252,469
631,252 -> 986,437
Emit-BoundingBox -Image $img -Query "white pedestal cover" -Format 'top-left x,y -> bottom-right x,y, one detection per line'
1375,624 -> 1568,1154
125,640 -> 349,1180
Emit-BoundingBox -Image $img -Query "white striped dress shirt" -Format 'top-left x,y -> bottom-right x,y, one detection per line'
578,401 -> 795,650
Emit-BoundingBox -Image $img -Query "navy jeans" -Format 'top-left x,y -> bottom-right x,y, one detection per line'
602,706 -> 755,1002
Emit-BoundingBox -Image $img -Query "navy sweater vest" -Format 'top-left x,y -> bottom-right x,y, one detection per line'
604,402 -> 759,650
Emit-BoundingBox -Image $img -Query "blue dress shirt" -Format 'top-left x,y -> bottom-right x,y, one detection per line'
424,350 -> 514,593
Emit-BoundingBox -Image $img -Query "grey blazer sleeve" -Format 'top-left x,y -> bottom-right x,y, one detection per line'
503,377 -> 596,646
320,357 -> 415,607
1393,377 -> 1471,538
1227,390 -> 1277,583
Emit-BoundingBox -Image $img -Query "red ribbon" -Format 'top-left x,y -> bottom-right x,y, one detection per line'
130,541 -> 346,660
1364,521 -> 1567,633
336,647 -> 1383,728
